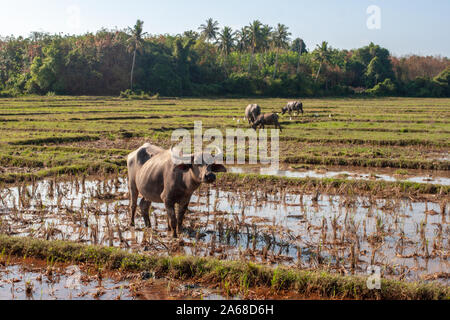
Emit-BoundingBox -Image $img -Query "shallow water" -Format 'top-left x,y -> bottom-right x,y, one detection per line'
0,264 -> 132,300
230,166 -> 450,186
0,262 -> 232,300
0,176 -> 448,284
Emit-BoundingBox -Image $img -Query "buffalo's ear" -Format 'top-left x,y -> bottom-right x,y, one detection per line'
211,164 -> 227,173
175,164 -> 192,172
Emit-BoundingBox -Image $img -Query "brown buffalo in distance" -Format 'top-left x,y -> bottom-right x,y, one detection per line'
252,113 -> 283,132
282,101 -> 304,116
245,104 -> 262,124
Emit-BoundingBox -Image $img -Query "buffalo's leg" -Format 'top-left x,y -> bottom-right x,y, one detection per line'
166,204 -> 176,232
128,179 -> 139,227
164,202 -> 178,238
139,198 -> 152,228
278,122 -> 283,132
177,201 -> 190,234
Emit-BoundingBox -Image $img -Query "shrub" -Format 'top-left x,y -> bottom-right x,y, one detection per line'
119,89 -> 155,100
434,66 -> 450,96
365,78 -> 397,96
0,88 -> 21,98
191,83 -> 223,96
404,77 -> 445,97
222,73 -> 257,95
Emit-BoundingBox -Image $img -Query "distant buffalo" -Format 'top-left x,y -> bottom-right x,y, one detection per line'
282,101 -> 304,116
245,104 -> 261,124
252,113 -> 282,132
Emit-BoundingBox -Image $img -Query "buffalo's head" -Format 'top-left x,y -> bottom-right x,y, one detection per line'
171,146 -> 227,184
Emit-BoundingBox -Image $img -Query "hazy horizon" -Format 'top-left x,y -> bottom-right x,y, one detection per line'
1,0 -> 449,57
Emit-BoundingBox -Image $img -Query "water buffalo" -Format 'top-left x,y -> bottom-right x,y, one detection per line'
245,104 -> 261,124
282,101 -> 304,116
127,144 -> 226,238
252,113 -> 282,132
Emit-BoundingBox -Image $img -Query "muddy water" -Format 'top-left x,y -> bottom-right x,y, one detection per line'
0,176 -> 448,284
230,166 -> 450,186
0,261 -> 232,300
0,263 -> 132,300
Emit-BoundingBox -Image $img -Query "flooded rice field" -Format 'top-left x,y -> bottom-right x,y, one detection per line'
0,259 -> 234,300
0,175 -> 448,284
0,261 -> 132,300
230,166 -> 450,186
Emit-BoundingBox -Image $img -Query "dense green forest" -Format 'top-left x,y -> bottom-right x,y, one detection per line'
1,19 -> 449,98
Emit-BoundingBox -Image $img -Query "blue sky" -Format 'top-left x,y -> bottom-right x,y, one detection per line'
0,0 -> 449,56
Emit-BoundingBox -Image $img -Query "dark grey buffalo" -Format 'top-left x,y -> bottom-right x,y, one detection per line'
282,101 -> 304,116
245,104 -> 261,124
127,144 -> 226,238
252,113 -> 282,132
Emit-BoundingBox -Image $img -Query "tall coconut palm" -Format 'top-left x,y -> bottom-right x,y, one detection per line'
292,38 -> 307,73
259,24 -> 273,70
235,27 -> 249,52
127,20 -> 146,91
198,18 -> 219,43
235,27 -> 249,71
272,23 -> 291,78
246,20 -> 263,73
260,24 -> 273,52
313,41 -> 330,82
217,26 -> 235,73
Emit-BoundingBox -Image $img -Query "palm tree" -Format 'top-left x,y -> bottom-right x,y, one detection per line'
183,30 -> 200,41
246,20 -> 263,73
313,41 -> 330,82
235,27 -> 249,51
259,24 -> 273,70
217,26 -> 235,73
217,27 -> 235,56
292,38 -> 306,73
260,24 -> 273,52
198,18 -> 219,43
272,24 -> 291,78
235,27 -> 249,71
127,20 -> 146,91
173,38 -> 195,92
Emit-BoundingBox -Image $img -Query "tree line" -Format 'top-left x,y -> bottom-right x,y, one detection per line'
0,19 -> 449,98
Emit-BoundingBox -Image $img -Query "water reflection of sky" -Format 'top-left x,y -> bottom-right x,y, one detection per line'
230,166 -> 450,186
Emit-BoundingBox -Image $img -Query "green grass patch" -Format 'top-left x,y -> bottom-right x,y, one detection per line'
9,135 -> 100,146
0,163 -> 121,183
217,173 -> 449,197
